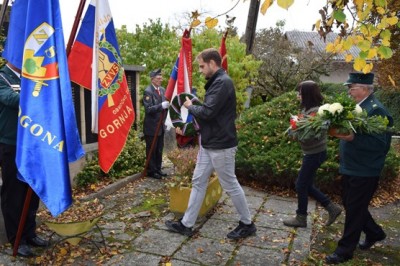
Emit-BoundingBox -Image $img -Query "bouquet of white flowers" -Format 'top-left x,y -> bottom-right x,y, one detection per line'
287,93 -> 391,141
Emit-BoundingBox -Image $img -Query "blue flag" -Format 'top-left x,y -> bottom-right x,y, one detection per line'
2,0 -> 85,217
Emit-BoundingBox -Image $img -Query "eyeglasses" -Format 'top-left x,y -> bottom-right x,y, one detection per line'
347,85 -> 364,91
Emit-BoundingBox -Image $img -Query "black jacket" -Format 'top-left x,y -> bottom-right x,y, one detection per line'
143,84 -> 166,136
339,93 -> 393,177
0,65 -> 20,145
187,68 -> 238,149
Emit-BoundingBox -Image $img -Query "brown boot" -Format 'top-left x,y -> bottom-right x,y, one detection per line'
283,214 -> 307,227
325,202 -> 342,226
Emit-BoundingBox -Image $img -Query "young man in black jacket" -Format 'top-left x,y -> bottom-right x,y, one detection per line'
165,48 -> 256,239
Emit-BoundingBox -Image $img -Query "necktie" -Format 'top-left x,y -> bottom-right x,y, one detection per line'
156,88 -> 160,96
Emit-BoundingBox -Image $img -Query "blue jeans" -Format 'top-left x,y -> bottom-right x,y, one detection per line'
296,150 -> 330,215
181,146 -> 252,228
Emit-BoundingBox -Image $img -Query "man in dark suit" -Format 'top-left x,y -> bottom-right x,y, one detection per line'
326,72 -> 393,264
143,69 -> 170,179
0,62 -> 49,257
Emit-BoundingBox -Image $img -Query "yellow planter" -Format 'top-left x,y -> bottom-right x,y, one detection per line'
169,176 -> 222,217
45,216 -> 102,245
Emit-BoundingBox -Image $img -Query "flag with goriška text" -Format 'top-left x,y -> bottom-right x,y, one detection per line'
165,29 -> 194,147
68,0 -> 135,173
2,0 -> 85,217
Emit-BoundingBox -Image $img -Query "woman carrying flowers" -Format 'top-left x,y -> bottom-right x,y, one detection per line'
284,81 -> 342,228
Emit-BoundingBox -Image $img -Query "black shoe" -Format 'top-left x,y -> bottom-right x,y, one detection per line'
27,236 -> 49,247
325,253 -> 352,264
17,244 -> 35,257
165,220 -> 193,236
148,173 -> 162,179
359,232 -> 386,250
227,221 -> 257,240
157,171 -> 167,177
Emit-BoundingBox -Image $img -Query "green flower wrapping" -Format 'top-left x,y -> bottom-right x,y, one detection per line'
169,93 -> 202,136
286,93 -> 392,141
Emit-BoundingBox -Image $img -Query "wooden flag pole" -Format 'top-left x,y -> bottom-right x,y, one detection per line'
0,0 -> 9,33
66,0 -> 87,56
142,28 -> 193,177
141,109 -> 167,178
0,0 -> 33,257
13,0 -> 86,257
12,187 -> 33,256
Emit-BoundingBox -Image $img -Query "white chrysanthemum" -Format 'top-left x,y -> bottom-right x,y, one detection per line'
318,104 -> 330,115
291,115 -> 299,122
328,103 -> 344,114
354,104 -> 362,114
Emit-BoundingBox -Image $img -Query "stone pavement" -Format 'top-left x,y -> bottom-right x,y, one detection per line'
102,184 -> 315,266
0,171 -> 317,265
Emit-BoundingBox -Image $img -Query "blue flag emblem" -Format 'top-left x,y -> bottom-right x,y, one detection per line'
3,0 -> 85,217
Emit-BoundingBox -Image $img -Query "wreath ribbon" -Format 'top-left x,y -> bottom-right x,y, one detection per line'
169,93 -> 201,136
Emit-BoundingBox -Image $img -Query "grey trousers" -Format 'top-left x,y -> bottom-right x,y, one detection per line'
181,146 -> 252,228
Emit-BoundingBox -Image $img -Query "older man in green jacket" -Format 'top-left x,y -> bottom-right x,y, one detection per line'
0,62 -> 49,257
326,73 -> 393,264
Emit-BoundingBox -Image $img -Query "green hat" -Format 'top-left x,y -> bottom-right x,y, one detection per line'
149,69 -> 162,78
344,72 -> 374,85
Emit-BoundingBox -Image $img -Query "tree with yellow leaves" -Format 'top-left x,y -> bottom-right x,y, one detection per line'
260,0 -> 399,74
376,0 -> 400,89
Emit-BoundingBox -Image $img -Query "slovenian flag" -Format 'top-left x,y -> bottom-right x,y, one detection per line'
68,0 -> 135,173
165,30 -> 194,147
2,0 -> 85,216
165,30 -> 192,101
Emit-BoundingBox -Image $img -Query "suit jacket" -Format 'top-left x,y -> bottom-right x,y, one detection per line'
339,93 -> 393,177
143,84 -> 167,136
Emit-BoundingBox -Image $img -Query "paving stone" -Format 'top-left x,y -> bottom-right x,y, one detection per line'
173,237 -> 235,265
242,186 -> 269,198
211,204 -> 242,222
113,232 -> 135,241
104,251 -> 161,265
262,197 -> 298,215
255,211 -> 293,230
240,226 -> 292,250
225,195 -> 264,210
155,213 -> 207,232
131,228 -> 186,256
100,221 -> 126,238
169,258 -> 201,265
290,231 -> 311,262
199,218 -> 238,240
232,245 -> 284,266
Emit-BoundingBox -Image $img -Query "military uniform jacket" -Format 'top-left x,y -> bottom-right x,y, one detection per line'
0,66 -> 20,145
143,84 -> 167,136
339,93 -> 393,177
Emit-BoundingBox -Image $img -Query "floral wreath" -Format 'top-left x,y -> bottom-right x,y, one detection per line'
169,93 -> 201,136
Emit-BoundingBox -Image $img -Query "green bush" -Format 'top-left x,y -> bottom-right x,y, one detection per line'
375,89 -> 400,134
320,82 -> 347,94
236,91 -> 400,193
75,129 -> 146,188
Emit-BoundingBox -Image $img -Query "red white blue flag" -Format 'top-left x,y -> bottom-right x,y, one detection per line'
68,0 -> 135,173
2,0 -> 85,216
220,32 -> 228,72
165,30 -> 194,147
